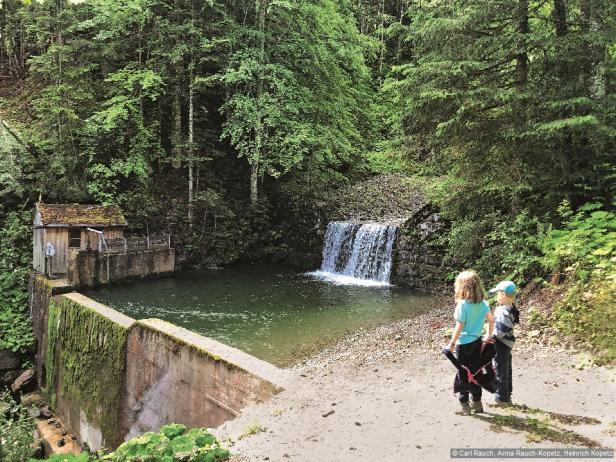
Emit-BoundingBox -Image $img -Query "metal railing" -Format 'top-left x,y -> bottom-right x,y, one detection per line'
99,234 -> 171,253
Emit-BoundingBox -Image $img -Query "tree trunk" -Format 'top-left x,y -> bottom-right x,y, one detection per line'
171,71 -> 182,169
188,65 -> 195,226
515,0 -> 529,86
251,0 -> 267,206
188,0 -> 195,227
588,4 -> 606,99
553,0 -> 567,37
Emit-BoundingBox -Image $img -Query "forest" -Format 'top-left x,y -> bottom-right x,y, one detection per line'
1,0 -> 615,375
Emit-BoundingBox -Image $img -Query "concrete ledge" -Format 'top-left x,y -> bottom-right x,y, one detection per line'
138,319 -> 289,390
30,277 -> 289,451
123,319 -> 289,440
63,292 -> 135,329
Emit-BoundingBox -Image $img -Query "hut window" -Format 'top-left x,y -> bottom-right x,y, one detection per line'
69,229 -> 81,248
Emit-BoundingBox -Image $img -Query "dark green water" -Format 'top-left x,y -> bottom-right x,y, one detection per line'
85,264 -> 437,367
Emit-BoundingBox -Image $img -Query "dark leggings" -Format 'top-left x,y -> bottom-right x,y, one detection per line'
456,339 -> 483,403
494,340 -> 513,402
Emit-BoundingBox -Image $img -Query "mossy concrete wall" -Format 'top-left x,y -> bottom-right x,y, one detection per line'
67,248 -> 175,287
30,279 -> 288,452
123,319 -> 288,440
29,275 -> 73,386
44,293 -> 132,449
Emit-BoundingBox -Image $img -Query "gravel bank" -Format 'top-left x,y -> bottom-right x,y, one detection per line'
218,298 -> 616,462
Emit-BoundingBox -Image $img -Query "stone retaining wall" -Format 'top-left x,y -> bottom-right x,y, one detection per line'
29,276 -> 288,451
67,248 -> 175,287
391,205 -> 451,292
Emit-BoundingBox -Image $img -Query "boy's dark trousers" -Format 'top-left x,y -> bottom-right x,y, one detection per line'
494,340 -> 512,402
455,339 -> 483,403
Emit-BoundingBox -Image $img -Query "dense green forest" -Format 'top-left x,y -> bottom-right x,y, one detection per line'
1,0 -> 615,361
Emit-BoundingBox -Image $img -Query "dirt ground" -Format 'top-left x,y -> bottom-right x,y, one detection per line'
216,303 -> 616,462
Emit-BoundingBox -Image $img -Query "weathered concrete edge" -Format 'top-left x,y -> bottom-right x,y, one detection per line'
62,292 -> 136,329
56,294 -> 290,391
36,285 -> 290,449
137,318 -> 291,391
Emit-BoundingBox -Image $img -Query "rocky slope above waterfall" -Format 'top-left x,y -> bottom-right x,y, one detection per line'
320,173 -> 427,223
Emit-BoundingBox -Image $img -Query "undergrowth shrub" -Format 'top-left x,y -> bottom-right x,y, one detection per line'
0,211 -> 34,354
541,200 -> 616,364
442,211 -> 546,284
0,391 -> 36,462
541,200 -> 616,281
28,424 -> 230,462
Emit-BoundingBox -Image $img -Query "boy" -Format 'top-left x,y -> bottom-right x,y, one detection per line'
489,280 -> 520,405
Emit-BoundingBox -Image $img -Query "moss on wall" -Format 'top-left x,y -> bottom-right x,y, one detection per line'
44,295 -> 129,447
44,299 -> 60,410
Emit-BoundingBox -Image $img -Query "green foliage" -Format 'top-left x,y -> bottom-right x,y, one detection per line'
106,424 -> 228,462
27,425 -> 230,462
542,201 -> 616,280
220,0 -> 375,183
31,454 -> 91,462
442,211 -> 546,285
0,391 -> 36,462
387,0 -> 616,278
552,277 -> 616,365
0,211 -> 34,353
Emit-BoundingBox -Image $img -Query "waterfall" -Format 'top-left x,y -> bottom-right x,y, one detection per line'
311,221 -> 397,285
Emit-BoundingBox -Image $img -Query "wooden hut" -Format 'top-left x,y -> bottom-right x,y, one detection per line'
33,203 -> 127,277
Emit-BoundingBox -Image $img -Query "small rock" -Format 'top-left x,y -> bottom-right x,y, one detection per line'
282,454 -> 290,459
40,406 -> 52,419
394,335 -> 402,341
10,369 -> 36,394
30,439 -> 44,459
61,430 -> 68,436
21,392 -> 43,408
322,410 -> 335,418
47,418 -> 55,424
55,423 -> 61,428
350,447 -> 357,451
416,445 -> 422,449
354,422 -> 362,426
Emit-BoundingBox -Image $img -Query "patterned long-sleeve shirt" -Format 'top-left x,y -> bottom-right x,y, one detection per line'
494,304 -> 517,349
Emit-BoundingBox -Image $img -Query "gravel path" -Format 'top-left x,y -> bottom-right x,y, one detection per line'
218,301 -> 616,462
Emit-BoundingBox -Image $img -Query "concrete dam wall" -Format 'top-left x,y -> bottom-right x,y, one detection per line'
30,276 -> 288,451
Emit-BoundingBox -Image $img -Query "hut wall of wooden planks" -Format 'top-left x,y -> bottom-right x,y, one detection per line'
33,203 -> 127,277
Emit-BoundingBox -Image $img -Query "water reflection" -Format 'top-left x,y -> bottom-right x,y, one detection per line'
86,264 -> 435,367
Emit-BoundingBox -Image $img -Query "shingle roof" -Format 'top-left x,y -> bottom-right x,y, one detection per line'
36,203 -> 127,227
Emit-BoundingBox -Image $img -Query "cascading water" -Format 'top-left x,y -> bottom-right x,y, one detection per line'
309,221 -> 397,286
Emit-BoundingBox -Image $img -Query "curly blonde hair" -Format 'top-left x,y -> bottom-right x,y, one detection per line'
454,270 -> 485,304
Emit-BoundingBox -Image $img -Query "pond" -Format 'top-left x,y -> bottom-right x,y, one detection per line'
85,264 -> 439,367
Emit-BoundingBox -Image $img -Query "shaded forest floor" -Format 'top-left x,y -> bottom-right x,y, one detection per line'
217,301 -> 616,462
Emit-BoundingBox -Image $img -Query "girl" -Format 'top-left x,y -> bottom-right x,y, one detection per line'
445,270 -> 494,415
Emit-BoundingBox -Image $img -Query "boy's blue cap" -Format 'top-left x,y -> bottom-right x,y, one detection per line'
489,280 -> 516,294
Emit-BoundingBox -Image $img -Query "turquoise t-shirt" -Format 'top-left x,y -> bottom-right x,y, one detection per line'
454,300 -> 490,345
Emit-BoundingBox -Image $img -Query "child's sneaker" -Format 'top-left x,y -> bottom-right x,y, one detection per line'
493,399 -> 511,407
457,402 -> 472,415
470,400 -> 484,413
